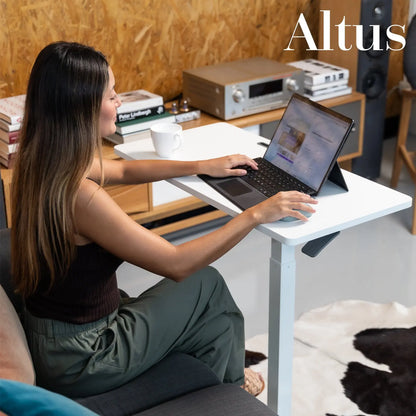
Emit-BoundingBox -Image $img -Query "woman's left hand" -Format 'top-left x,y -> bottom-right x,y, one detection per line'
199,154 -> 258,178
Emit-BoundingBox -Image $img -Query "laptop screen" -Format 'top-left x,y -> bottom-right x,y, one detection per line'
264,94 -> 352,192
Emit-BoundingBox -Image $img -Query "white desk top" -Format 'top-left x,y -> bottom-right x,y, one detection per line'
115,122 -> 412,246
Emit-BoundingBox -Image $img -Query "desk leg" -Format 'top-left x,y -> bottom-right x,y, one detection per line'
267,240 -> 296,416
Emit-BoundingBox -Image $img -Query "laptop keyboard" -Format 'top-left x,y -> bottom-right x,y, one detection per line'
240,158 -> 311,197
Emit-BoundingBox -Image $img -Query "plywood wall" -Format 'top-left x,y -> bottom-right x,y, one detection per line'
0,0 -> 319,100
0,0 -> 408,117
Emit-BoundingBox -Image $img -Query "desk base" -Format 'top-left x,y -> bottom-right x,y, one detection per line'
268,241 -> 296,416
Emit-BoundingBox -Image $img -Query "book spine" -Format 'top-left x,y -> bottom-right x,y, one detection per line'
116,113 -> 176,135
304,85 -> 351,97
0,95 -> 26,124
117,94 -> 164,113
105,129 -> 151,144
0,113 -> 23,125
304,70 -> 349,85
304,79 -> 348,92
0,152 -> 16,168
0,161 -> 14,168
0,119 -> 21,132
0,141 -> 18,154
116,105 -> 165,123
289,60 -> 349,86
0,129 -> 19,143
304,87 -> 352,102
104,133 -> 123,145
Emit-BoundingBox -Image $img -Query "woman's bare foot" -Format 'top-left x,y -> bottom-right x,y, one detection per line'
241,368 -> 265,396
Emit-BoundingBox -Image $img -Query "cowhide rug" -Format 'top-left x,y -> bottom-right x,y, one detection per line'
245,300 -> 416,416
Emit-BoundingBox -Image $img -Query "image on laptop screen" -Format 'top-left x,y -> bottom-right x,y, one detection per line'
264,94 -> 352,192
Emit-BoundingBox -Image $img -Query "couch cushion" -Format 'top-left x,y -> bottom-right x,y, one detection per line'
77,352 -> 220,415
137,384 -> 277,416
0,379 -> 98,416
0,285 -> 34,385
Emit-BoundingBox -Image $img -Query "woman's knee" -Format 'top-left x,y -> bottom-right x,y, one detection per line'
191,265 -> 222,280
190,266 -> 226,290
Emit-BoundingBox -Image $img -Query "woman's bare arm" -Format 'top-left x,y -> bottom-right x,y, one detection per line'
88,154 -> 259,185
75,179 -> 317,282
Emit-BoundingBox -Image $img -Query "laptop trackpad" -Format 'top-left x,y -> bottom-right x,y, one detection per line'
218,179 -> 252,196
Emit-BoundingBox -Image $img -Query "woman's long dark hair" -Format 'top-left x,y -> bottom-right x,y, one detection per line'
11,41 -> 109,297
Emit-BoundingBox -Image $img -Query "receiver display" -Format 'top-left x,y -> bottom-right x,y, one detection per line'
249,79 -> 283,98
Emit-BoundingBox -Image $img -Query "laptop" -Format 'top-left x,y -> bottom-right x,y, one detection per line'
198,93 -> 354,211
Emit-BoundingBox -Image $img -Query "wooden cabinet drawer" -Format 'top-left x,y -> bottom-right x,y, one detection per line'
105,183 -> 151,215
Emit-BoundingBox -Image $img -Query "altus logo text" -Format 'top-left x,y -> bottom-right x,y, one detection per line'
284,10 -> 406,52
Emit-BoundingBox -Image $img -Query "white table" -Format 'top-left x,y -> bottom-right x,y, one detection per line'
115,122 -> 412,416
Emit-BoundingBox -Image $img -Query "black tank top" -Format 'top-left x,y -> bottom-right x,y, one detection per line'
26,243 -> 123,324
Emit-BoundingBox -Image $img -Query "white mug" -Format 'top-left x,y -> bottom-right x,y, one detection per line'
150,123 -> 183,158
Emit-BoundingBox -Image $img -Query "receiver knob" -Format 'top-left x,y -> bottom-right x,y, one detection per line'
286,79 -> 299,92
232,88 -> 245,103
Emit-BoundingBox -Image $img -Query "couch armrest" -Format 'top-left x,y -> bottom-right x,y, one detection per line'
0,229 -> 34,385
138,384 -> 277,416
76,353 -> 220,416
0,285 -> 35,385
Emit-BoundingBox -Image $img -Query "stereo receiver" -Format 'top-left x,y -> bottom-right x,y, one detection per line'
182,57 -> 304,120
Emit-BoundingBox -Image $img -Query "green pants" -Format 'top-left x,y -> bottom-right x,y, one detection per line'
24,266 -> 245,398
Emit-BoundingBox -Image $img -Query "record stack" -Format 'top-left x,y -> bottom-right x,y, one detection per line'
289,59 -> 352,101
0,94 -> 25,168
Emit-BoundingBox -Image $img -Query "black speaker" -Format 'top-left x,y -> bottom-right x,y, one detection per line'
352,0 -> 392,178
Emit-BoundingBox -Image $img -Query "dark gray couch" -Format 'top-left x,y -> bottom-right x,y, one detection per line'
0,228 -> 276,416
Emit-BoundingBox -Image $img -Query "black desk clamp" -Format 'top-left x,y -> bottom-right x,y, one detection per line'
301,231 -> 340,258
301,160 -> 347,257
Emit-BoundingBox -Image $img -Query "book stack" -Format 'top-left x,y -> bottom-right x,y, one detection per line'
106,89 -> 173,144
107,90 -> 201,145
289,59 -> 352,101
0,94 -> 25,168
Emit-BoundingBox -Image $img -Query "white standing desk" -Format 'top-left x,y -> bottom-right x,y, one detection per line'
115,122 -> 412,416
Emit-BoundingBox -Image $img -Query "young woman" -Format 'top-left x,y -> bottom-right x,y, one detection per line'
11,41 -> 317,398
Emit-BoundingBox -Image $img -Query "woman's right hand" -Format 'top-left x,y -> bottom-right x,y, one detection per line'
247,191 -> 318,225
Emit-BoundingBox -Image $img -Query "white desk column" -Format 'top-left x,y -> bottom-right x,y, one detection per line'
268,239 -> 296,416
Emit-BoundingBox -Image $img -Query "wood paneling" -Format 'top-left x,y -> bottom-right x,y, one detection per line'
0,0 -> 407,114
0,0 -> 319,100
